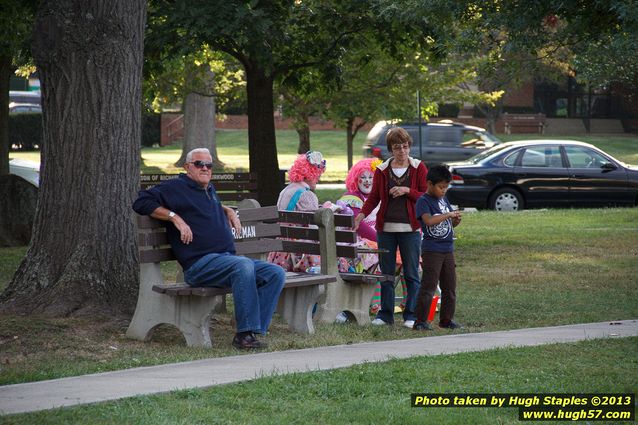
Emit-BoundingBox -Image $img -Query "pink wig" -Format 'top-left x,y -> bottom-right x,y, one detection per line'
288,151 -> 326,183
345,158 -> 380,192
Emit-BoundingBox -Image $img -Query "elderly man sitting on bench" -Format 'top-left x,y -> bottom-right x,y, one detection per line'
133,148 -> 285,350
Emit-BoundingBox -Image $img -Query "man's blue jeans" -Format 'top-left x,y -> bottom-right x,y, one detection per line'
184,253 -> 286,334
376,231 -> 421,324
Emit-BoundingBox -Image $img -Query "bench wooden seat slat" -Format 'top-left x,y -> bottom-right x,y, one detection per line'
151,272 -> 337,297
339,272 -> 393,283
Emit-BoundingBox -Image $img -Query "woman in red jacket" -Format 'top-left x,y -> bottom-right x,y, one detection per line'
354,127 -> 428,327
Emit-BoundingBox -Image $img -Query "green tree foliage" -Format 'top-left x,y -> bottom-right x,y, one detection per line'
476,0 -> 637,87
144,45 -> 245,114
148,0 -> 442,203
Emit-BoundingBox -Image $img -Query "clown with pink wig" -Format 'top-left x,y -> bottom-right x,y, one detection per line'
268,151 -> 326,272
338,158 -> 382,242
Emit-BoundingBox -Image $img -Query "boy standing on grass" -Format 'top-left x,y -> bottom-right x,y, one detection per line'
413,164 -> 463,331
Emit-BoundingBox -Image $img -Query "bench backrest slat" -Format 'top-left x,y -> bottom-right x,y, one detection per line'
278,211 -> 354,227
139,232 -> 169,247
237,205 -> 279,222
232,222 -> 282,240
235,239 -> 284,256
140,248 -> 175,263
281,226 -> 357,244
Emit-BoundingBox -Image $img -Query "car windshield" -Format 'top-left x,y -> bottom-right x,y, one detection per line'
467,144 -> 512,164
479,131 -> 501,146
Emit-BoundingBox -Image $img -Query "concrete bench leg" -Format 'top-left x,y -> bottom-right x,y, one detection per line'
317,278 -> 377,326
126,264 -> 223,348
277,284 -> 325,334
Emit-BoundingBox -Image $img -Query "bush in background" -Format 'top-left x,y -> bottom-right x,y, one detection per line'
9,112 -> 161,150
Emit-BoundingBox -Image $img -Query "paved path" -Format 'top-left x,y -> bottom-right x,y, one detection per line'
1,320 -> 636,415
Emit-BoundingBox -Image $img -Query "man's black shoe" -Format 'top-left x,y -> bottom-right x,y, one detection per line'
232,332 -> 267,350
439,320 -> 463,329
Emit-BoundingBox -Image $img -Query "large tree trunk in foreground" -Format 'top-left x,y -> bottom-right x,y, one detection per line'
175,91 -> 223,168
246,66 -> 281,205
0,0 -> 146,316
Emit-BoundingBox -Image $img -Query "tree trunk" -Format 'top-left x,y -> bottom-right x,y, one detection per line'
246,66 -> 280,205
0,55 -> 11,176
296,114 -> 310,154
174,91 -> 224,169
0,0 -> 147,316
346,117 -> 355,171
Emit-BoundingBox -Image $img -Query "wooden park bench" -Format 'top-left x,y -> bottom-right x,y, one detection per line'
140,172 -> 259,203
503,113 -> 547,135
126,199 -> 389,347
126,200 -> 337,347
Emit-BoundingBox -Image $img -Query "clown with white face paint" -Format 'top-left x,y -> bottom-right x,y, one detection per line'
338,158 -> 381,242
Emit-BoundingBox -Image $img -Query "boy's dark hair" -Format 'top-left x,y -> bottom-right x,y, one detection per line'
426,164 -> 452,184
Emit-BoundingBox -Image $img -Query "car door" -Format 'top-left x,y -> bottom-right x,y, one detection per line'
512,145 -> 570,207
421,127 -> 470,164
563,145 -> 632,205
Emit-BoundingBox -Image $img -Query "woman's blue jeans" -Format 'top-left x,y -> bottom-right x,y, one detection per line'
184,253 -> 286,334
376,231 -> 421,324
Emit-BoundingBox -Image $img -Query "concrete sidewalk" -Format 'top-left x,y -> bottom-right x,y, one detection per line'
1,320 -> 636,415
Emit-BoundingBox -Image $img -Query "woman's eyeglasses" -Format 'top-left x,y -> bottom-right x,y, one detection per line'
191,160 -> 213,169
391,144 -> 410,151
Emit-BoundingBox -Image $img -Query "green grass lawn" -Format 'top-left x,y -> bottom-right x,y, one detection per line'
3,337 -> 636,424
2,132 -> 637,419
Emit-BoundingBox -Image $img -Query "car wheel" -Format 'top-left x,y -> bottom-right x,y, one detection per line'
489,188 -> 523,211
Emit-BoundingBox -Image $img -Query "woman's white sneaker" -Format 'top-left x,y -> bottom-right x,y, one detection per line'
403,320 -> 415,328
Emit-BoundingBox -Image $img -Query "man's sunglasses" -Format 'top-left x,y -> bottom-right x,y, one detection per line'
191,160 -> 213,169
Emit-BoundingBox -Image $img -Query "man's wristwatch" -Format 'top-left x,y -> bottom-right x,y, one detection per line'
168,211 -> 176,219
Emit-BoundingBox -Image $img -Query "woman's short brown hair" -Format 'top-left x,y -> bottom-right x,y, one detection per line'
385,127 -> 413,151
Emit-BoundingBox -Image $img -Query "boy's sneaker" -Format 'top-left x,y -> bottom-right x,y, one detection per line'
439,320 -> 463,329
413,322 -> 433,331
403,320 -> 415,329
371,318 -> 389,326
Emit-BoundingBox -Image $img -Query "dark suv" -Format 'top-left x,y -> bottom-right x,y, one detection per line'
363,120 -> 501,165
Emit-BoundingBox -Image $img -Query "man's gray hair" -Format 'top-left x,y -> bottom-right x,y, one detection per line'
185,148 -> 211,163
